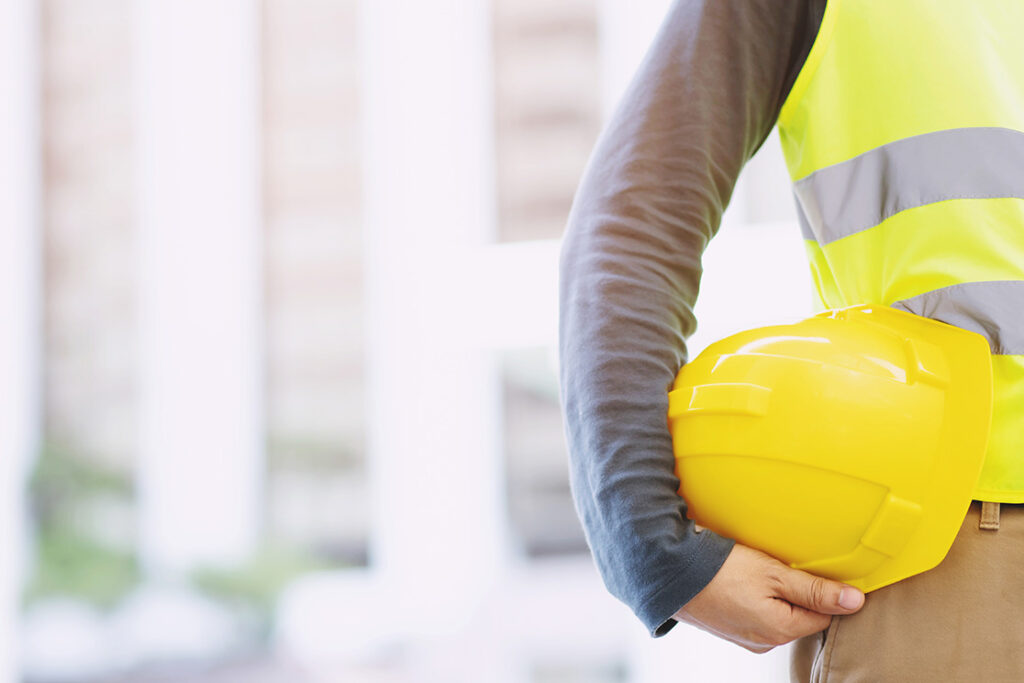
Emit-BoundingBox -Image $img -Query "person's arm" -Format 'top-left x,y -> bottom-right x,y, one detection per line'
559,0 -> 828,637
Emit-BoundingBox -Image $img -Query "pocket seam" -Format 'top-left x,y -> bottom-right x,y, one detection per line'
818,615 -> 842,682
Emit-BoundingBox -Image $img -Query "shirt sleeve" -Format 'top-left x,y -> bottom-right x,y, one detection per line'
558,0 -> 825,636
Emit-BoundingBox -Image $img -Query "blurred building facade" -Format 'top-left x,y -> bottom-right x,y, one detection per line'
10,0 -> 809,681
493,0 -> 599,558
37,0 -> 601,577
262,0 -> 367,565
35,0 -> 599,597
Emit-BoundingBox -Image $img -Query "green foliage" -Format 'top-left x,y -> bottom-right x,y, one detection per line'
191,545 -> 333,628
25,443 -> 139,609
30,443 -> 132,507
24,530 -> 139,609
25,442 -> 344,628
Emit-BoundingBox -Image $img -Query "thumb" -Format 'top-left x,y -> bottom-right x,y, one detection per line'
776,567 -> 865,615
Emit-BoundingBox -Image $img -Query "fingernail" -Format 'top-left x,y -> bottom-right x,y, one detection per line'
838,587 -> 863,610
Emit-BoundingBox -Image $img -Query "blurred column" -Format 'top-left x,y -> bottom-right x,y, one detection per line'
135,0 -> 263,574
362,0 -> 505,627
0,0 -> 40,680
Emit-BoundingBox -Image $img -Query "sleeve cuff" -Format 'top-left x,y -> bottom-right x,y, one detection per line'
639,529 -> 736,637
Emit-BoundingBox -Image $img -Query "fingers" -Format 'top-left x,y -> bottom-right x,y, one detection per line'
773,600 -> 833,641
675,544 -> 866,652
774,565 -> 865,616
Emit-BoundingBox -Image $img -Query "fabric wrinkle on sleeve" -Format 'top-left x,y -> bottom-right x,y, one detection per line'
558,0 -> 825,636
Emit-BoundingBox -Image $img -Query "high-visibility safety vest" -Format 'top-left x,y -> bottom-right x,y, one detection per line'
777,0 -> 1024,502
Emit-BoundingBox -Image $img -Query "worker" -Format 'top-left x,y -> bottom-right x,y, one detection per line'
558,1 -> 1024,680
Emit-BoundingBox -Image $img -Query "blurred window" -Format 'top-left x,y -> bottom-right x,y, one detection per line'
502,349 -> 587,558
493,0 -> 601,243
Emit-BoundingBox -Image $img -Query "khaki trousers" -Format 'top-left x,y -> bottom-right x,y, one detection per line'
791,502 -> 1024,682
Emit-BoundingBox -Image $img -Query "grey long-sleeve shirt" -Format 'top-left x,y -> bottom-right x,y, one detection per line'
559,0 -> 825,636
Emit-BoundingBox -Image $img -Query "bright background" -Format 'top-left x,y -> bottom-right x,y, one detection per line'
0,0 -> 815,681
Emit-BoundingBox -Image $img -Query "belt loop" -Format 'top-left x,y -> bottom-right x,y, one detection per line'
979,501 -> 1001,531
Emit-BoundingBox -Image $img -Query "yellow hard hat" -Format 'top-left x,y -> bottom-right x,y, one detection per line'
668,305 -> 993,592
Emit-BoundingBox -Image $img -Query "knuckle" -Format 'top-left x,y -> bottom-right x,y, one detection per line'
810,576 -> 829,608
765,569 -> 787,594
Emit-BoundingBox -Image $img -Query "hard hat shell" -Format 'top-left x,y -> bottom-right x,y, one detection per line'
668,305 -> 993,592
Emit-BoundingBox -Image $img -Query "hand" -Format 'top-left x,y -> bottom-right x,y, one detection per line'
673,543 -> 865,653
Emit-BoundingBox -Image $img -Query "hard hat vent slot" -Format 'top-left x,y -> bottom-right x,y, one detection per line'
668,383 -> 771,417
859,493 -> 923,557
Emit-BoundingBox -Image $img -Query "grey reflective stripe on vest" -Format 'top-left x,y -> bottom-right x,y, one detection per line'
891,281 -> 1024,355
795,199 -> 816,241
794,127 -> 1024,245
